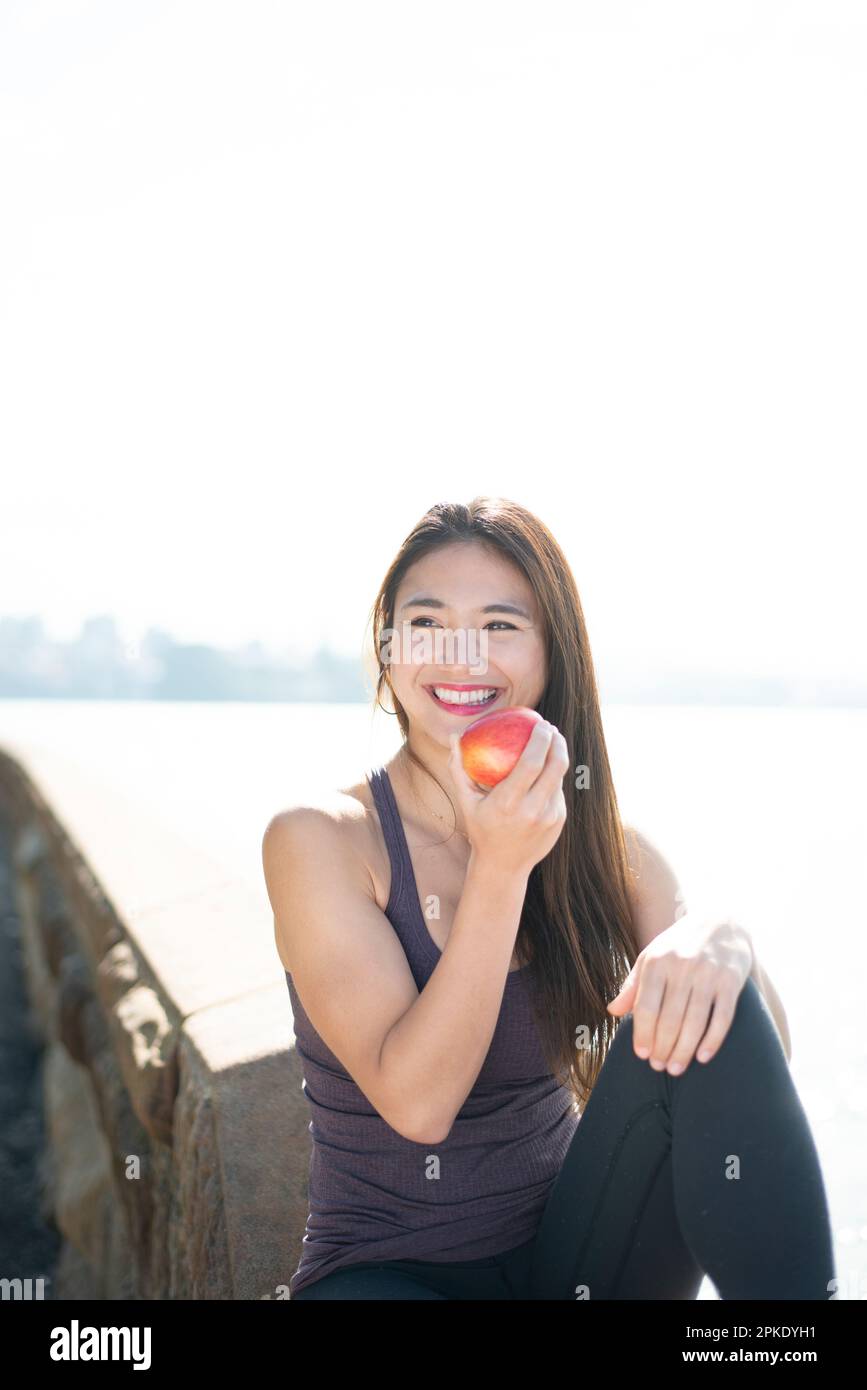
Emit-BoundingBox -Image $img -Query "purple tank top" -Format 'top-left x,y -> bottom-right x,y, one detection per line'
285,764 -> 581,1297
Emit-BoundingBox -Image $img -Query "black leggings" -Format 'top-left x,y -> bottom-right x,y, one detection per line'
292,977 -> 836,1300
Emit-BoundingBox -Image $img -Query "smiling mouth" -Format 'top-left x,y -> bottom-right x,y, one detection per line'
423,683 -> 503,714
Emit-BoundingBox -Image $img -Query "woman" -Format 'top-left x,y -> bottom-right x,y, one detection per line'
262,496 -> 836,1300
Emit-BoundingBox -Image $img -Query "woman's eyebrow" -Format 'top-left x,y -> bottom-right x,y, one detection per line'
398,595 -> 533,620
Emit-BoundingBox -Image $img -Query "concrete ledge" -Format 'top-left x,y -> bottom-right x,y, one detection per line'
0,739 -> 307,1299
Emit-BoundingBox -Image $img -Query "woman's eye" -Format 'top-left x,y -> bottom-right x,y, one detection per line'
408,617 -> 516,631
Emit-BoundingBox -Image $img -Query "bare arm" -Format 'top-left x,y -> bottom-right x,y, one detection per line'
624,824 -> 792,1063
379,850 -> 530,1141
263,722 -> 570,1145
262,806 -> 530,1145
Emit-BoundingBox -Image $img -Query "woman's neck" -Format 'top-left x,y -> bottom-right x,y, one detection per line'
387,739 -> 472,847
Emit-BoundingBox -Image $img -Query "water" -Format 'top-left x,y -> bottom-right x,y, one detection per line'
1,698 -> 864,1299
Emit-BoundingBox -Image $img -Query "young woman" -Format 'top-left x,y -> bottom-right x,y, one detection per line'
262,497 -> 836,1300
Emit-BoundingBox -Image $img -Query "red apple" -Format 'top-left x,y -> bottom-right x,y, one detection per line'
459,706 -> 544,790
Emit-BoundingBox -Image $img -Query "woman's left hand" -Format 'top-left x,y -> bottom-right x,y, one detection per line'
606,914 -> 755,1074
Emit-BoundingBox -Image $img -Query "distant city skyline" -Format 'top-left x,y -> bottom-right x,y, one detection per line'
1,612 -> 864,706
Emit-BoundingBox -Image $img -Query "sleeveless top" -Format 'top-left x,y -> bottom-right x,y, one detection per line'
284,764 -> 581,1297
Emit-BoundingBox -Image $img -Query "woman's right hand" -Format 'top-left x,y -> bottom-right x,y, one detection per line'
447,719 -> 570,877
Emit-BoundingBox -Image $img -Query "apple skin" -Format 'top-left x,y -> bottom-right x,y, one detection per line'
458,706 -> 545,790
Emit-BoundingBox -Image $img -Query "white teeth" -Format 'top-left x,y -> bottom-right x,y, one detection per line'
432,686 -> 498,705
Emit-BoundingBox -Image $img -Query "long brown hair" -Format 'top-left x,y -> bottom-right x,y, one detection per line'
363,497 -> 639,1109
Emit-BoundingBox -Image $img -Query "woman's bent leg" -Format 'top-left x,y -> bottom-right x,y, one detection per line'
529,976 -> 836,1300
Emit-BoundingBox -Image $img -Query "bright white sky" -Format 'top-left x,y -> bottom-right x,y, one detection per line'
1,0 -> 864,683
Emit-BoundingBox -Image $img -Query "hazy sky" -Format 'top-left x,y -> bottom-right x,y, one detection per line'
1,1 -> 864,682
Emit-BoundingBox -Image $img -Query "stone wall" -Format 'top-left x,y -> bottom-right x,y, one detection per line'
0,744 -> 309,1299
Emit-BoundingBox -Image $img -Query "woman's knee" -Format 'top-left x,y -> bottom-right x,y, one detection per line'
713,972 -> 785,1062
608,973 -> 772,1069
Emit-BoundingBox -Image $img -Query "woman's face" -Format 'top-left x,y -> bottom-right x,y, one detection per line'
387,540 -> 547,749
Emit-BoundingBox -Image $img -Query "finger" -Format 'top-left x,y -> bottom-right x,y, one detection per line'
542,785 -> 567,823
489,720 -> 555,803
524,781 -> 567,831
523,732 -> 572,815
629,959 -> 666,1059
693,981 -> 741,1064
662,984 -> 717,1074
496,721 -> 563,810
645,981 -> 694,1068
607,958 -> 639,1013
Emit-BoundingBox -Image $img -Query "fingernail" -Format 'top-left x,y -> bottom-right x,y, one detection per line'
667,1061 -> 683,1075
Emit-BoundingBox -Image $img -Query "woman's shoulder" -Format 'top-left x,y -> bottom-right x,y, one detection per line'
261,770 -> 392,971
261,769 -> 386,879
